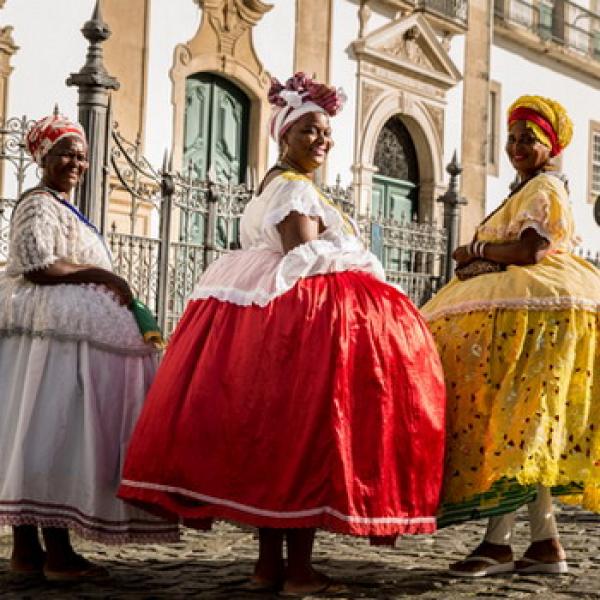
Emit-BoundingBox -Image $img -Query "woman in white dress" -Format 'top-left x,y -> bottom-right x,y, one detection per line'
0,114 -> 178,581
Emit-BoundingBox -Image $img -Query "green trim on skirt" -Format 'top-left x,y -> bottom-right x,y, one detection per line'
437,478 -> 584,529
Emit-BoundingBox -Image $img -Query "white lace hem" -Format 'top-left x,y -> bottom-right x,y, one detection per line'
423,295 -> 600,321
189,239 -> 387,307
0,510 -> 179,545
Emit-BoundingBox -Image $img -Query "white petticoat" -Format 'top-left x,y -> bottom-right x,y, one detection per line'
0,274 -> 154,354
0,335 -> 178,543
189,236 -> 386,307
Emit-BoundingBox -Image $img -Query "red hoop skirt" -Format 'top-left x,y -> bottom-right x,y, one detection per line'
119,271 -> 446,536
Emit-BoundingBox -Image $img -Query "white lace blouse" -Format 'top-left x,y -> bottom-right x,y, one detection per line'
0,190 -> 152,354
189,171 -> 386,306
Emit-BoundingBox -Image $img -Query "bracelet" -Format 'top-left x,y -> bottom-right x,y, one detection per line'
471,240 -> 488,258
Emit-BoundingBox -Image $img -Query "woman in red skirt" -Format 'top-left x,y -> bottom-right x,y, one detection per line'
119,73 -> 446,596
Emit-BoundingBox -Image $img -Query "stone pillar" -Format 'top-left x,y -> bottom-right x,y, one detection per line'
459,0 -> 492,242
102,0 -> 149,146
66,0 -> 119,232
294,0 -> 333,81
0,6 -> 18,198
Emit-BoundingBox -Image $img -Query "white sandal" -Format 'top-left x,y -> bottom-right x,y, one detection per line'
515,557 -> 568,575
448,555 -> 515,578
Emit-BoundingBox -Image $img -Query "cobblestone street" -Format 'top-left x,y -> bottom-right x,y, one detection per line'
1,506 -> 600,599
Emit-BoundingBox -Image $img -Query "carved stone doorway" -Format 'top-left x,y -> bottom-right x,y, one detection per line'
372,115 -> 419,223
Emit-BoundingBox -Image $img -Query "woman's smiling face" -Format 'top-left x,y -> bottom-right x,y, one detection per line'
506,120 -> 551,179
282,112 -> 333,173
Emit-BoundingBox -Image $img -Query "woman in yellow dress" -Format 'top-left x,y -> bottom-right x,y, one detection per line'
422,95 -> 600,576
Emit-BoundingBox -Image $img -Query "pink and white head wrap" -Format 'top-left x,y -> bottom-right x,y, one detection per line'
268,72 -> 347,143
25,113 -> 87,166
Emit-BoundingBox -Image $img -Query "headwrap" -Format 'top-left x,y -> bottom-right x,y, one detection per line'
507,95 -> 573,157
25,113 -> 87,166
268,72 -> 346,143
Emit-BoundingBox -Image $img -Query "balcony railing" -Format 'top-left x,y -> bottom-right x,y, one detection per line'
495,0 -> 600,61
414,0 -> 468,27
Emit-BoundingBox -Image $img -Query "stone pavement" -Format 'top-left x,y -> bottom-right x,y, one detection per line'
1,505 -> 600,599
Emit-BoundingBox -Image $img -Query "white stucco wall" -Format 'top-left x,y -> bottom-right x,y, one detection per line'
328,0 -> 360,185
253,0 -> 296,169
442,34 -> 465,185
144,0 -> 199,166
488,41 -> 600,251
2,0 -> 90,121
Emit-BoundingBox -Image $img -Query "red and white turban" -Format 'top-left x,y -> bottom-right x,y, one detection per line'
268,72 -> 346,143
25,113 -> 87,166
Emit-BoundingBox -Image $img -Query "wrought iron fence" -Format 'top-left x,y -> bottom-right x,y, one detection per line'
576,247 -> 600,268
495,0 -> 600,61
0,116 -> 37,266
105,128 -> 450,334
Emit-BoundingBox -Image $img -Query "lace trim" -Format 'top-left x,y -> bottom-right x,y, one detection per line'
121,479 -> 436,526
0,327 -> 158,355
423,296 -> 600,321
0,513 -> 179,545
263,193 -> 329,229
190,286 -> 275,307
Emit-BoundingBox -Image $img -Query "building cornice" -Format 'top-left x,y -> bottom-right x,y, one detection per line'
494,18 -> 600,83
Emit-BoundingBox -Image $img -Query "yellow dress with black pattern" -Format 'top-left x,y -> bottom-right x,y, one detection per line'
421,173 -> 600,525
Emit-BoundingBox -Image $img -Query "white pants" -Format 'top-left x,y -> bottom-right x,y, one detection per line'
484,486 -> 559,545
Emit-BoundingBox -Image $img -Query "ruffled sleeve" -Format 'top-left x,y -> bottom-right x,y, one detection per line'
262,173 -> 330,230
6,191 -> 68,275
507,174 -> 576,249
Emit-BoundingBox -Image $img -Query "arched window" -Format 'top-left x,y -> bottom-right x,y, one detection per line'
183,73 -> 249,184
372,116 -> 419,222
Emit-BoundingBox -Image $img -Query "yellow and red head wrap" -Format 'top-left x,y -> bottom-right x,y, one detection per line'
25,113 -> 87,166
507,95 -> 573,157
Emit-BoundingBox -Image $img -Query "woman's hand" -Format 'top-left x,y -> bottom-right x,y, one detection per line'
452,244 -> 475,268
102,274 -> 134,306
25,260 -> 134,306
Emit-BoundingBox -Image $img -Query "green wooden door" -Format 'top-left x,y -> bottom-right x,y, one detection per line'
372,175 -> 416,271
371,115 -> 419,272
183,74 -> 249,246
184,74 -> 249,184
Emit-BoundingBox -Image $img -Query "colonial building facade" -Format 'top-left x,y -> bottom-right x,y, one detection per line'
0,0 -> 599,250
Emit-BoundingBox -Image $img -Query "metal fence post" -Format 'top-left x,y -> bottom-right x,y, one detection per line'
205,172 -> 218,267
66,0 -> 119,233
156,154 -> 174,335
437,151 -> 467,282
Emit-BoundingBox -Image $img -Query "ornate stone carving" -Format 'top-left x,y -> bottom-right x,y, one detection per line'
361,82 -> 382,121
424,103 -> 444,142
382,26 -> 433,69
358,1 -> 371,39
0,26 -> 17,75
194,0 -> 272,55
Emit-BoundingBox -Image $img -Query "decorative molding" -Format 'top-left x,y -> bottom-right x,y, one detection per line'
353,13 -> 462,92
352,14 -> 460,224
361,82 -> 383,123
358,1 -> 372,39
382,26 -> 434,70
423,102 -> 443,145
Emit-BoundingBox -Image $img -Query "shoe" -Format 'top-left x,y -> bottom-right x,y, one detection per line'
515,557 -> 568,575
448,556 -> 515,578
